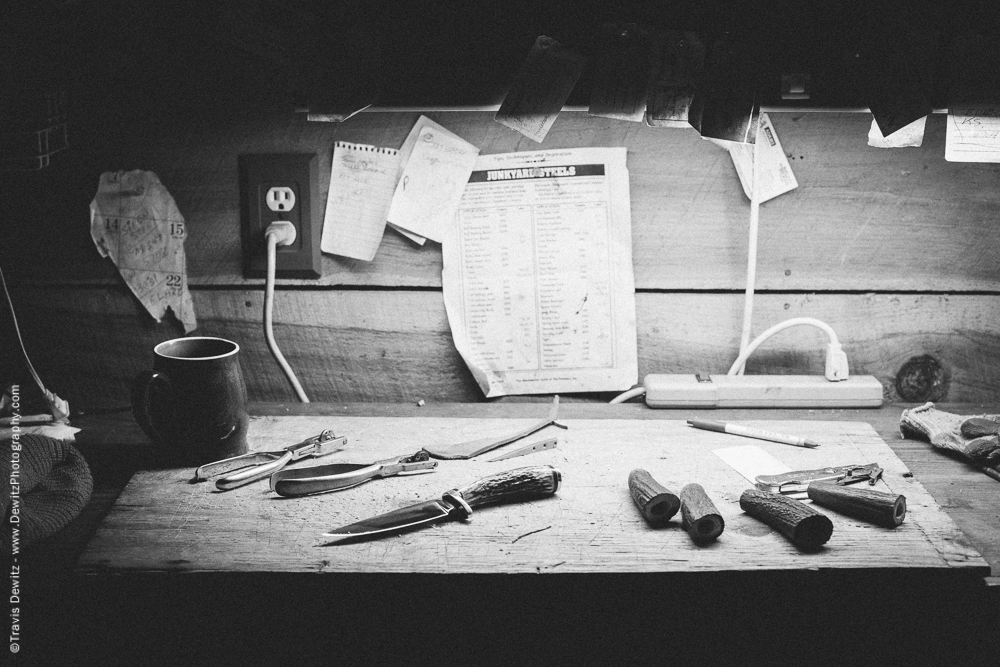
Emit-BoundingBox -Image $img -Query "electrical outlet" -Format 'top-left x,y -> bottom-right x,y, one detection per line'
239,153 -> 321,278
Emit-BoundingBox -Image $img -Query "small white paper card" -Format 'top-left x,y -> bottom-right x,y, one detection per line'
868,115 -> 926,148
385,115 -> 458,246
724,113 -> 798,202
946,106 -> 1000,162
386,125 -> 480,243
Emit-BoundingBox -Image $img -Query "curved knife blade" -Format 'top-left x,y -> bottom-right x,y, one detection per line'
323,498 -> 458,539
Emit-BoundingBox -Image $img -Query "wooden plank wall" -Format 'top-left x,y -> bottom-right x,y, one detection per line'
2,107 -> 999,411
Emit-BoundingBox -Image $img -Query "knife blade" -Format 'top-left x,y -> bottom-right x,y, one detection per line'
323,465 -> 562,540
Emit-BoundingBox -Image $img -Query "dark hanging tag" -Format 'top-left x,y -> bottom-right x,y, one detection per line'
851,15 -> 932,138
690,39 -> 762,144
645,31 -> 706,127
588,23 -> 655,122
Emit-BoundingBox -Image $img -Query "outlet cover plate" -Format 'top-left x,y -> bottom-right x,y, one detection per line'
239,153 -> 322,279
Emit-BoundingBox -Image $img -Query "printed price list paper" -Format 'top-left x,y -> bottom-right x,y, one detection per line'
89,170 -> 196,332
442,148 -> 638,397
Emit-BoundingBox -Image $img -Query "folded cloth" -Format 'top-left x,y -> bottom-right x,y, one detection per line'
900,402 -> 1000,472
1,433 -> 93,555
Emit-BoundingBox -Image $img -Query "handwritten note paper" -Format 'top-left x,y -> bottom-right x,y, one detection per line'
946,33 -> 1000,162
321,142 -> 400,261
722,113 -> 798,203
868,116 -> 926,148
386,126 -> 479,243
946,107 -> 1000,162
495,36 -> 587,143
90,170 -> 197,332
385,115 -> 458,246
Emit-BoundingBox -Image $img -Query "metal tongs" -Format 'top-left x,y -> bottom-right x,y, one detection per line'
195,430 -> 347,491
755,462 -> 884,497
270,450 -> 438,497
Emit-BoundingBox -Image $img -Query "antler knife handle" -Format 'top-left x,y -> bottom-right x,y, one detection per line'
680,483 -> 725,544
628,469 -> 680,525
807,481 -> 906,528
456,465 -> 562,509
740,488 -> 833,552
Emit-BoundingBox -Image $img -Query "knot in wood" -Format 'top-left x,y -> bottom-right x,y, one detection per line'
895,354 -> 949,402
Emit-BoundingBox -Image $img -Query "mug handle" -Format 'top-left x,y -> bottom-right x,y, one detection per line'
131,370 -> 173,445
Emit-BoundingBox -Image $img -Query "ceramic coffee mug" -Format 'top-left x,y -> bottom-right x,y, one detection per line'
131,337 -> 249,466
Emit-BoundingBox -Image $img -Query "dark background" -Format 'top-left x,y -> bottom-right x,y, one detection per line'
4,3 -> 1000,665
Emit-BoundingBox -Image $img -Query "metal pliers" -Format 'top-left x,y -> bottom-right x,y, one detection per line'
270,450 -> 437,497
195,430 -> 347,491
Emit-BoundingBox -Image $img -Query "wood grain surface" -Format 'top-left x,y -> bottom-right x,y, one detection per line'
77,415 -> 987,576
7,112 -> 1000,291
3,109 -> 999,407
7,287 -> 999,407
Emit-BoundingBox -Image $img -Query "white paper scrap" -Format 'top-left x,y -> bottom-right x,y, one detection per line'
321,141 -> 400,261
387,222 -> 426,245
386,115 -> 462,246
723,113 -> 798,203
442,147 -> 638,397
713,445 -> 791,483
868,115 -> 926,148
945,106 -> 1000,162
89,170 -> 197,332
386,125 -> 480,243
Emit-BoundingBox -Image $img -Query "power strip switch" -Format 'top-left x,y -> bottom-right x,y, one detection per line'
643,374 -> 883,408
239,153 -> 322,279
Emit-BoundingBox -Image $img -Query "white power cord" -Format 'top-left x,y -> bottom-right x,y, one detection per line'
264,221 -> 310,403
736,138 -> 761,374
609,386 -> 645,404
0,263 -> 71,421
609,122 -> 850,405
729,126 -> 848,381
727,317 -> 849,381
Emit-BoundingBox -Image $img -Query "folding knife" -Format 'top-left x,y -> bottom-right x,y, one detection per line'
755,462 -> 884,497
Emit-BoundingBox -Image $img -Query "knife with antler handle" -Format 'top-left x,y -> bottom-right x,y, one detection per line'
323,465 -> 562,541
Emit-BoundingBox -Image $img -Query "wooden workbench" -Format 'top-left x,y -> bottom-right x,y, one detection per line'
77,405 -> 988,579
72,402 -> 1000,580
20,403 -> 991,665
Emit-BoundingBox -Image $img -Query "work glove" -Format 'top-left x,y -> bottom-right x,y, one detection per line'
899,402 -> 1000,472
2,433 -> 93,555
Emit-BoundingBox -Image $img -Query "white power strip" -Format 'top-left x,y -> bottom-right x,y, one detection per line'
643,374 -> 883,408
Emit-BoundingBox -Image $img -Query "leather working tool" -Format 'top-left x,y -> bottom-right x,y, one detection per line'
488,435 -> 559,461
270,450 -> 437,497
323,465 -> 562,541
422,395 -> 566,460
194,429 -> 346,491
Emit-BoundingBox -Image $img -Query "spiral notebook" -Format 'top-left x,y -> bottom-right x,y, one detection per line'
321,141 -> 400,261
